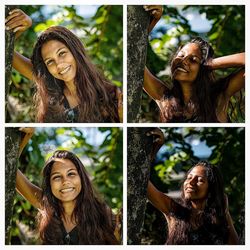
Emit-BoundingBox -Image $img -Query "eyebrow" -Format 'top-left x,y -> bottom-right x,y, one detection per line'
44,46 -> 67,62
50,168 -> 77,176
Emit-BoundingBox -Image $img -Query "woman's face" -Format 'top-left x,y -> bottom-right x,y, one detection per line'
183,165 -> 209,201
41,40 -> 77,85
172,43 -> 202,83
50,158 -> 82,203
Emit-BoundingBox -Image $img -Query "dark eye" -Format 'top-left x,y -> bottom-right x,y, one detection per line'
68,172 -> 76,176
59,51 -> 66,57
52,175 -> 61,180
46,60 -> 54,66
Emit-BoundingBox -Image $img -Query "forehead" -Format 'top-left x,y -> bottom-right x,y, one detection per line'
51,158 -> 77,173
41,40 -> 66,59
179,43 -> 202,57
187,165 -> 207,177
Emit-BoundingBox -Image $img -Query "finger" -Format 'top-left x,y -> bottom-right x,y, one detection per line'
5,10 -> 22,22
5,15 -> 25,28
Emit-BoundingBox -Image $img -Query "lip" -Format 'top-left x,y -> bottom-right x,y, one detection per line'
185,186 -> 195,192
59,66 -> 71,75
172,64 -> 189,76
60,187 -> 74,193
176,67 -> 188,73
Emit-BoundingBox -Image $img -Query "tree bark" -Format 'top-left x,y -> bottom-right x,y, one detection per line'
5,128 -> 21,244
5,6 -> 16,121
127,6 -> 150,122
127,127 -> 153,244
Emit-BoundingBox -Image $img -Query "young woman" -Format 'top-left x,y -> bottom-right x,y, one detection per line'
146,128 -> 239,244
16,128 -> 121,244
143,5 -> 245,122
5,9 -> 122,123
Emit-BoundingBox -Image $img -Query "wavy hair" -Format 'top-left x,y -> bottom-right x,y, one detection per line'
167,161 -> 228,244
160,37 -> 229,122
31,26 -> 119,123
37,150 -> 118,244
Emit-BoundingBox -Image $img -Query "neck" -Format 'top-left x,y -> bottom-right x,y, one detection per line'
191,199 -> 206,210
62,200 -> 75,219
179,81 -> 193,104
64,81 -> 77,96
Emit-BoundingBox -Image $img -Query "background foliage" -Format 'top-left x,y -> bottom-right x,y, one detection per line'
10,127 -> 123,244
141,5 -> 245,122
142,127 -> 245,244
7,5 -> 123,122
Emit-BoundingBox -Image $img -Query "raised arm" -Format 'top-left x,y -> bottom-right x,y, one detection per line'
17,128 -> 42,209
147,181 -> 173,214
143,6 -> 167,101
5,9 -> 33,80
144,67 -> 167,101
210,53 -> 245,97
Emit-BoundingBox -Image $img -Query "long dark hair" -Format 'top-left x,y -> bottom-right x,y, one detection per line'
167,161 -> 228,244
31,26 -> 119,123
160,37 -> 229,122
37,150 -> 118,244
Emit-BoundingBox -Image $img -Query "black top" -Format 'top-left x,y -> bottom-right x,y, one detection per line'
62,95 -> 79,123
61,224 -> 79,245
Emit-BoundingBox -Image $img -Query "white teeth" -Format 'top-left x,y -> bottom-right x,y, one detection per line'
177,67 -> 188,73
59,66 -> 70,75
60,188 -> 74,193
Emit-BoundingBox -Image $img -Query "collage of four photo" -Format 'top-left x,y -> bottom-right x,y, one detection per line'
4,3 -> 245,247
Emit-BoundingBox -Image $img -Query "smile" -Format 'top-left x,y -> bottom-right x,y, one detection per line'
60,187 -> 74,193
176,67 -> 188,73
185,187 -> 195,192
59,66 -> 71,75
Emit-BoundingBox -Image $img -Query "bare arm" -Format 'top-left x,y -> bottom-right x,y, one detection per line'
147,181 -> 173,214
142,6 -> 167,101
16,169 -> 42,209
210,53 -> 245,97
5,9 -> 33,80
226,211 -> 239,244
17,128 -> 42,209
12,51 -> 33,81
144,67 -> 167,101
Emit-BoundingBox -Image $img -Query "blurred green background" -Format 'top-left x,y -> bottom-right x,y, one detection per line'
142,127 -> 245,244
7,5 -> 123,122
141,5 -> 245,122
10,127 -> 123,244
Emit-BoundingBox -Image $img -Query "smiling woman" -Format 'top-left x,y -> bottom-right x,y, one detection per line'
5,8 -> 122,123
143,128 -> 240,245
142,5 -> 245,123
14,128 -> 121,245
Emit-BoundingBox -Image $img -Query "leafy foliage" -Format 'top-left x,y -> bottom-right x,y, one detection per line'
142,127 -> 245,244
142,5 -> 245,122
7,5 -> 123,122
11,127 -> 123,244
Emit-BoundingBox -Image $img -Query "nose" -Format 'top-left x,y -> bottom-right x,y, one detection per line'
189,176 -> 197,186
61,175 -> 70,185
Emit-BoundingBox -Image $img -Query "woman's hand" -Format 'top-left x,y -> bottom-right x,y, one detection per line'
146,128 -> 164,161
5,9 -> 32,39
143,5 -> 163,33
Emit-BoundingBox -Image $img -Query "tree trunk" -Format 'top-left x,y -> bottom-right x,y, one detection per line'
5,6 -> 16,121
127,6 -> 150,122
5,128 -> 21,244
127,127 -> 153,244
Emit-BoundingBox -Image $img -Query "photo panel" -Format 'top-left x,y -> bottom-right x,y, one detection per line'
127,5 -> 245,123
5,5 -> 123,123
5,127 -> 123,245
127,127 -> 245,245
